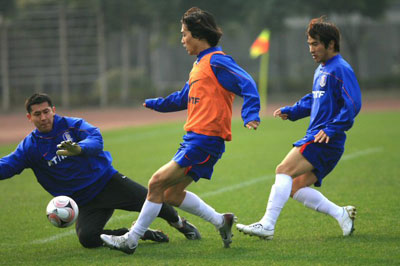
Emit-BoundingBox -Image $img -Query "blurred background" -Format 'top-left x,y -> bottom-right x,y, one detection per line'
0,0 -> 399,111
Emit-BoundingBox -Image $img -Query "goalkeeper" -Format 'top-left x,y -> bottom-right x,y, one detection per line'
0,93 -> 201,248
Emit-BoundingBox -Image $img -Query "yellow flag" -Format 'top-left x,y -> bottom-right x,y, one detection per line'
250,30 -> 270,58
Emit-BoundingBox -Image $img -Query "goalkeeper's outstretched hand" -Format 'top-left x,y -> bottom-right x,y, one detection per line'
56,140 -> 82,156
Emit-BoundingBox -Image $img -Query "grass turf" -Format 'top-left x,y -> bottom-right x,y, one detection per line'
0,110 -> 399,265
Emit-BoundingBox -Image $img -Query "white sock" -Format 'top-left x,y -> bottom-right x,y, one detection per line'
259,174 -> 293,230
293,187 -> 343,221
129,200 -> 162,242
179,191 -> 224,228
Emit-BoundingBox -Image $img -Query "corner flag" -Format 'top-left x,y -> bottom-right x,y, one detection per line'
250,29 -> 270,58
250,29 -> 270,115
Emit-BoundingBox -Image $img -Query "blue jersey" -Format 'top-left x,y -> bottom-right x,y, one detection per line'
281,54 -> 362,147
145,46 -> 260,155
0,115 -> 116,205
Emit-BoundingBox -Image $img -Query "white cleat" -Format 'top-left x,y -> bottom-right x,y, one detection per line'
338,206 -> 356,236
100,233 -> 137,255
236,223 -> 274,240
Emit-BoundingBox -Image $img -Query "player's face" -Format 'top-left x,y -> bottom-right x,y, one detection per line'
27,102 -> 56,133
181,24 -> 207,56
307,36 -> 335,64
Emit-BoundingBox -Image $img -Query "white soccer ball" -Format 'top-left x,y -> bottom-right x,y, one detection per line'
46,196 -> 79,228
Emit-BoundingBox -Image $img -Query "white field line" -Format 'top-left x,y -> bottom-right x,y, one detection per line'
31,230 -> 75,244
341,147 -> 383,161
21,147 -> 382,245
199,175 -> 274,198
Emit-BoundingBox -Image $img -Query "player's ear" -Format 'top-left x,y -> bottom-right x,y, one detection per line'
26,113 -> 32,121
52,106 -> 56,114
328,40 -> 335,50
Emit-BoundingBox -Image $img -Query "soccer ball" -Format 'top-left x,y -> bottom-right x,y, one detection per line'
46,196 -> 79,228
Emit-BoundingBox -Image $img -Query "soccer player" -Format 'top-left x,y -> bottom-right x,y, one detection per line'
0,93 -> 201,249
236,16 -> 362,239
101,7 -> 260,254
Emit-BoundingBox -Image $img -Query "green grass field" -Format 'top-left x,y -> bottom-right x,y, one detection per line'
0,110 -> 399,265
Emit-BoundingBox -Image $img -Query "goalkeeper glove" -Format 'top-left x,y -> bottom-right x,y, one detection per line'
56,140 -> 82,156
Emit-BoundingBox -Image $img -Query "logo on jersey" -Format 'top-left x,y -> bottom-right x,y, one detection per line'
47,131 -> 73,166
319,74 -> 327,87
189,79 -> 201,89
188,96 -> 200,104
312,91 -> 325,98
188,79 -> 201,104
62,131 -> 73,142
47,154 -> 67,167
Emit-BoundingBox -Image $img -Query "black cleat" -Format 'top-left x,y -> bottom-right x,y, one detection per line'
172,217 -> 201,240
141,229 -> 169,243
218,213 -> 237,248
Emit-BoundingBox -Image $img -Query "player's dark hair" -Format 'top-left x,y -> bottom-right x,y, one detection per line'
25,93 -> 53,113
307,16 -> 340,52
181,7 -> 222,47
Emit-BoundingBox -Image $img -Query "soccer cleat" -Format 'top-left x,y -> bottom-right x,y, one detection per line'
338,206 -> 356,236
218,213 -> 237,248
236,223 -> 274,240
100,233 -> 137,255
141,229 -> 169,243
131,221 -> 169,243
172,217 -> 201,240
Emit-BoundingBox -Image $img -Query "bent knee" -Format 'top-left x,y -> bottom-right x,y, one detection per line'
77,229 -> 102,248
163,188 -> 185,206
290,184 -> 302,198
163,189 -> 174,204
148,173 -> 165,192
276,163 -> 292,175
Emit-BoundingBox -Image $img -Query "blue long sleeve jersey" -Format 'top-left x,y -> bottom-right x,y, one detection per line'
145,46 -> 260,156
281,54 -> 362,147
0,115 -> 116,205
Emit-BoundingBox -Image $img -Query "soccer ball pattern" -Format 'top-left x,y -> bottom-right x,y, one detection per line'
46,196 -> 79,228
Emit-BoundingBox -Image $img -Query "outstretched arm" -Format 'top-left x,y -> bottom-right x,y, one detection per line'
273,108 -> 289,120
279,93 -> 313,121
144,83 -> 189,112
0,141 -> 29,180
58,118 -> 104,156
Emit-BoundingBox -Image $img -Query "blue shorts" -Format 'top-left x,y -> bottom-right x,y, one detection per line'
173,144 -> 219,182
297,140 -> 344,187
